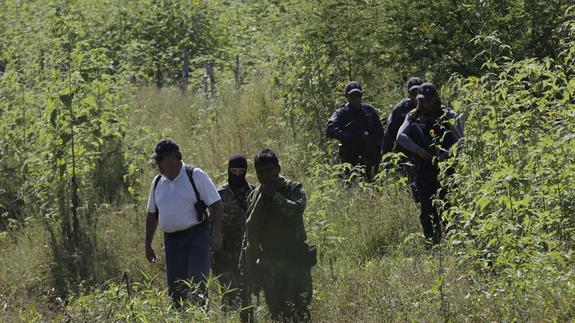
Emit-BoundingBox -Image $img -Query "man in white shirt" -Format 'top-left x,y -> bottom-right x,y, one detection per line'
145,138 -> 223,307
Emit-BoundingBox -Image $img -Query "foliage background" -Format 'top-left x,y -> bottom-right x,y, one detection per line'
1,0 -> 574,321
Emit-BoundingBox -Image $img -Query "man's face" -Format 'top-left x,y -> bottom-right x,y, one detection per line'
255,162 -> 280,184
229,168 -> 247,176
346,92 -> 362,107
418,96 -> 437,110
409,88 -> 419,102
156,152 -> 178,177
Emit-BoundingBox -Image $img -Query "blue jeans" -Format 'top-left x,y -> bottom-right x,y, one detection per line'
164,223 -> 211,306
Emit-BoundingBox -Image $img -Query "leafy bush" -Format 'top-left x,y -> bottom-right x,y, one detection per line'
439,25 -> 575,318
1,0 -> 575,321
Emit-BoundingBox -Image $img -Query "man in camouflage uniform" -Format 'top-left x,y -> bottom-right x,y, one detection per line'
212,155 -> 254,308
240,149 -> 314,322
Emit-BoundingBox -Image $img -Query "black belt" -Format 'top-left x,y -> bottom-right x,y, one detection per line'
164,220 -> 209,238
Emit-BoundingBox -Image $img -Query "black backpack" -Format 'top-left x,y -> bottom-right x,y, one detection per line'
152,165 -> 208,223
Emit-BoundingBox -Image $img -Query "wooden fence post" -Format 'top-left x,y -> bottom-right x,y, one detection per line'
180,49 -> 190,92
208,60 -> 216,97
203,62 -> 209,100
234,55 -> 241,90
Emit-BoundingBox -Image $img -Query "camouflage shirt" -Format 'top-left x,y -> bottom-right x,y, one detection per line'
243,177 -> 308,262
218,183 -> 254,257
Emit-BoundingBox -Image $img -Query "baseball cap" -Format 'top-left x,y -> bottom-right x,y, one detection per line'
151,138 -> 180,160
416,82 -> 439,100
344,81 -> 363,95
407,76 -> 424,92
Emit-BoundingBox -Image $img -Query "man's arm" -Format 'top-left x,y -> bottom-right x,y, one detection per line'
242,191 -> 264,295
454,117 -> 464,141
190,168 -> 224,251
269,184 -> 306,221
145,212 -> 158,263
382,112 -> 396,154
145,175 -> 161,263
326,110 -> 347,141
209,200 -> 224,252
383,105 -> 405,153
370,107 -> 385,141
238,231 -> 254,322
397,117 -> 432,161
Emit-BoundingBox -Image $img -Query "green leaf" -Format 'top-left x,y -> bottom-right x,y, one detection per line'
60,93 -> 74,109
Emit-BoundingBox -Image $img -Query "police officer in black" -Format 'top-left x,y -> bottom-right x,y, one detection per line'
382,76 -> 424,155
326,81 -> 384,181
396,82 -> 464,246
382,76 -> 424,199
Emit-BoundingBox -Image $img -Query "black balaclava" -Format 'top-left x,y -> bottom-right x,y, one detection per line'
228,154 -> 248,189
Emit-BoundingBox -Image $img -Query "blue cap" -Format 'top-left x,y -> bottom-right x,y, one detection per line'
407,77 -> 424,92
344,81 -> 363,95
416,82 -> 438,100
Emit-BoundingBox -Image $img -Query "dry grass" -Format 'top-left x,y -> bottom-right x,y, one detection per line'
2,82 -> 574,321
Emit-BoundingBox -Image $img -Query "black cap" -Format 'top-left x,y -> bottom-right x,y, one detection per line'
151,138 -> 180,160
228,154 -> 248,169
416,82 -> 439,100
407,77 -> 424,92
344,81 -> 363,95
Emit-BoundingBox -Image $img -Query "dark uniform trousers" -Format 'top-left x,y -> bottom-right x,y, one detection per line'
260,257 -> 313,322
415,169 -> 449,244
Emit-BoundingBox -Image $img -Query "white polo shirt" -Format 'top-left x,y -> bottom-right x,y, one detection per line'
147,163 -> 221,233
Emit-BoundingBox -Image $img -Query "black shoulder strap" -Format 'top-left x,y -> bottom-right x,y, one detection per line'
152,174 -> 162,215
153,174 -> 162,190
152,165 -> 203,213
185,165 -> 202,203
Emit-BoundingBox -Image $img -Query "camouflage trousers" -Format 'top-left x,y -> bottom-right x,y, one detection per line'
259,258 -> 313,322
212,250 -> 242,308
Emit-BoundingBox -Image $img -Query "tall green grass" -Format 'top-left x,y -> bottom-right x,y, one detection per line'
2,74 -> 575,321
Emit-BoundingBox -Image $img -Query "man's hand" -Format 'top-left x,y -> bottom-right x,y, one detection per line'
260,183 -> 277,198
212,230 -> 223,252
145,212 -> 158,263
341,133 -> 353,145
209,201 -> 224,252
416,146 -> 433,161
146,245 -> 157,263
